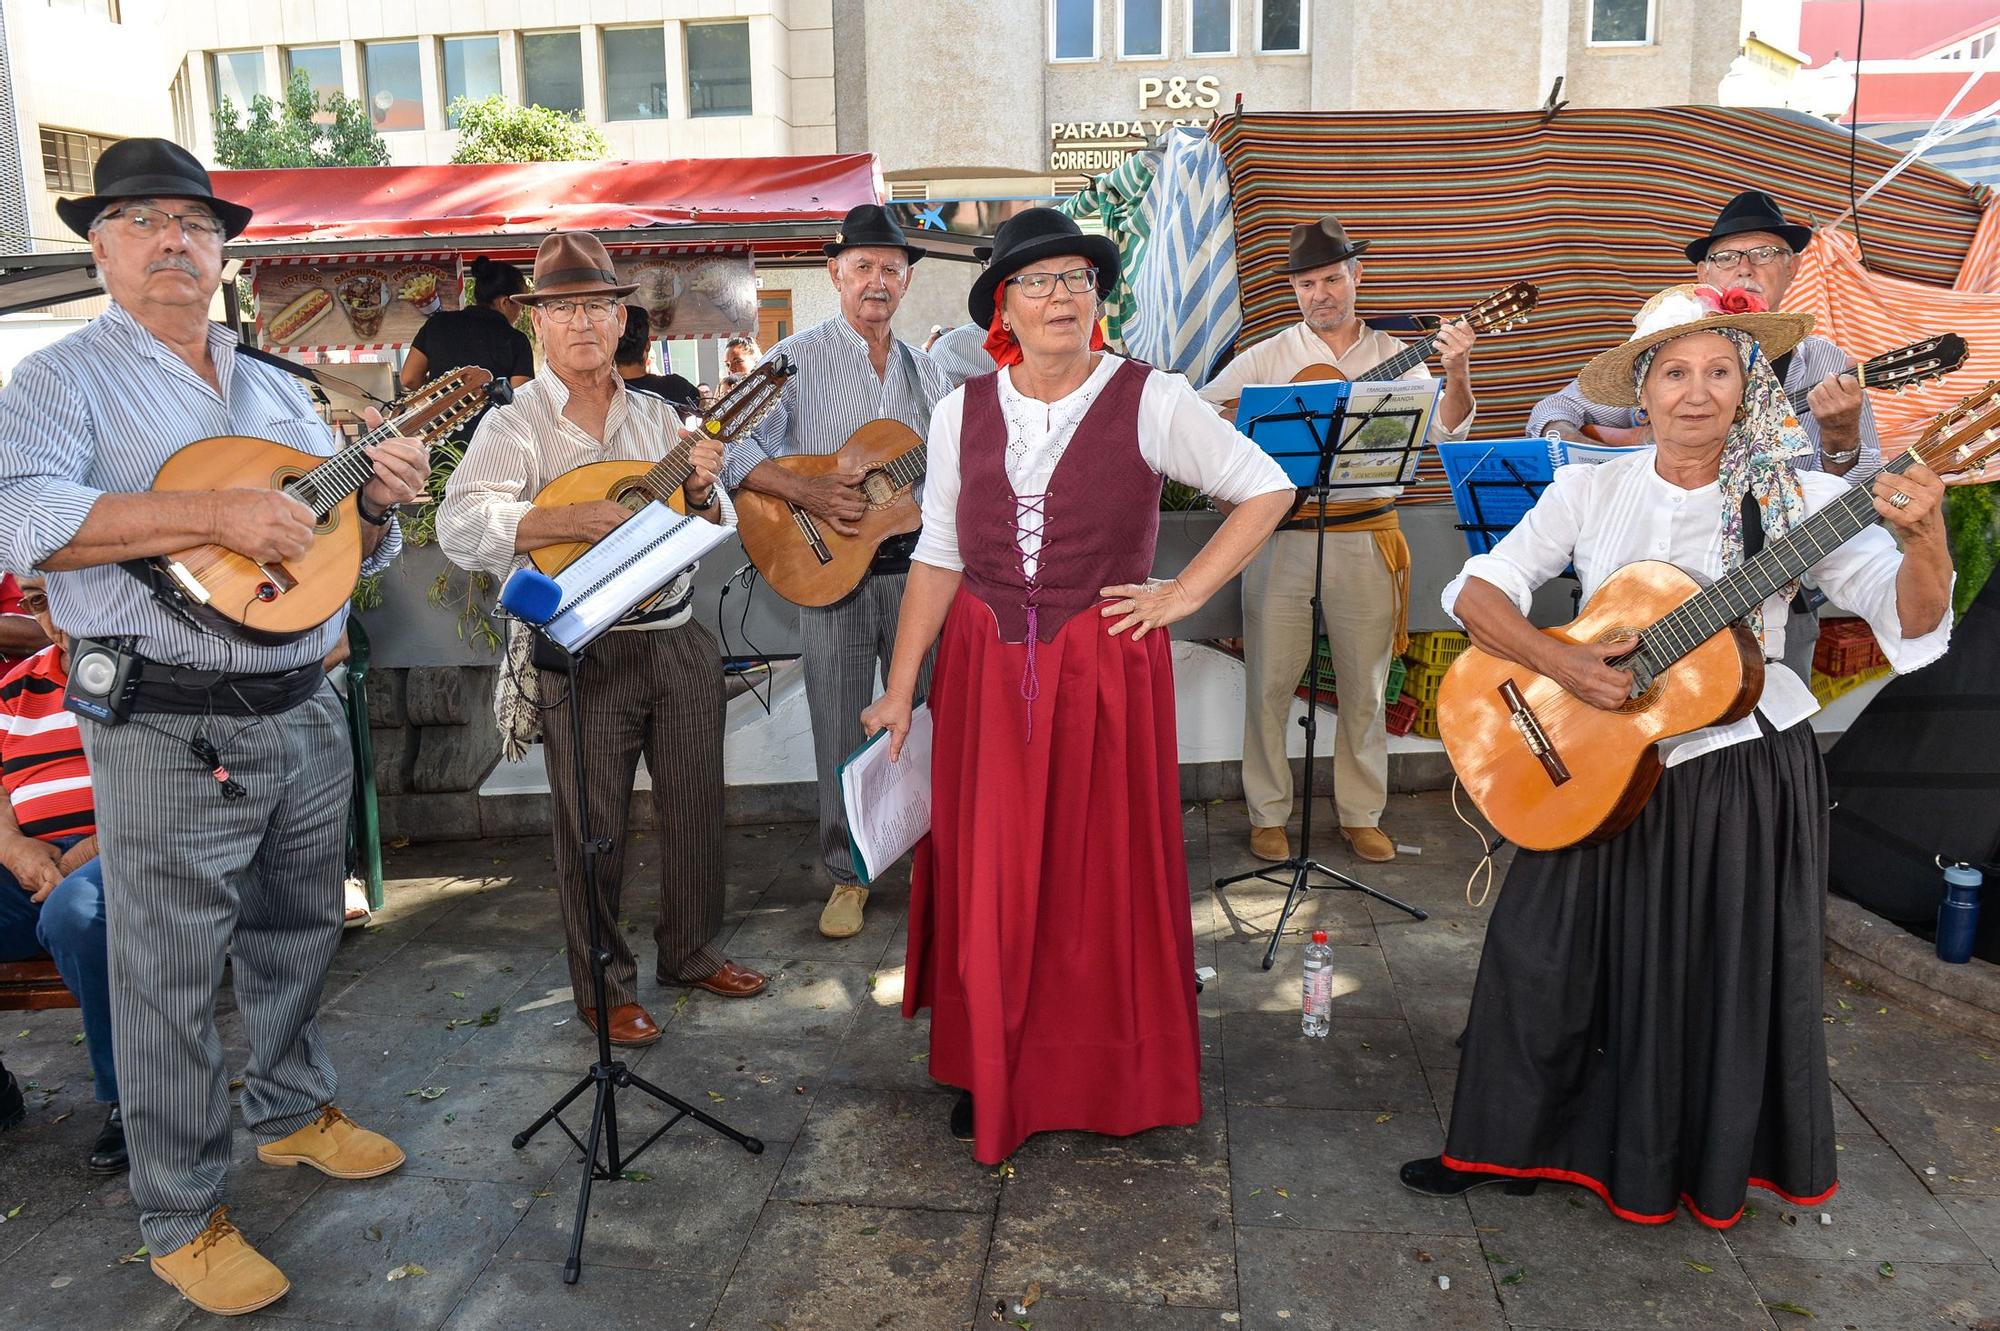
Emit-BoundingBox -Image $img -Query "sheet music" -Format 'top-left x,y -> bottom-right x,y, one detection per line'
1553,438 -> 1650,468
1331,378 -> 1442,485
542,501 -> 730,651
838,705 -> 934,885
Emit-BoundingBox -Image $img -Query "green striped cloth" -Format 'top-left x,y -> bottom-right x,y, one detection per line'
1059,151 -> 1159,350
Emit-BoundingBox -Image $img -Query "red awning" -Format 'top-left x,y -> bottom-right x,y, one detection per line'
212,154 -> 884,246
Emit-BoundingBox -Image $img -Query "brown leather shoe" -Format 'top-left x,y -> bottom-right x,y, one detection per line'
684,960 -> 769,998
1341,825 -> 1397,862
1249,825 -> 1290,862
151,1206 -> 289,1316
579,1003 -> 662,1047
256,1104 -> 404,1179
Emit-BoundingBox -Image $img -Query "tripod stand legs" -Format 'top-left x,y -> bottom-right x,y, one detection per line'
1215,852 -> 1428,971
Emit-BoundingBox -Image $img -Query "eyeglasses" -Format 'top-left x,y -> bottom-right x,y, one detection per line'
1702,245 -> 1792,270
18,593 -> 47,614
1005,267 -> 1099,299
539,298 -> 621,324
99,205 -> 226,242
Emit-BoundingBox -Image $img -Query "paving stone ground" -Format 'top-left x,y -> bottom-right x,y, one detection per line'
4,791 -> 1999,1330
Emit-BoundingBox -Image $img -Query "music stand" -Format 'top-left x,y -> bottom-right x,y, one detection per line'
1217,381 -> 1432,971
508,575 -> 763,1285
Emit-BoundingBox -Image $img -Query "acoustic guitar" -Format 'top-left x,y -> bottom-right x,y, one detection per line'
1439,380 -> 2000,852
733,418 -> 927,608
149,365 -> 503,643
1580,332 -> 1970,446
527,355 -> 794,579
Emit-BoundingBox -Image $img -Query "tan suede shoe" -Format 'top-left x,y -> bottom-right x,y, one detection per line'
1341,825 -> 1397,862
256,1104 -> 405,1180
1249,825 -> 1290,862
151,1206 -> 289,1316
818,883 -> 869,939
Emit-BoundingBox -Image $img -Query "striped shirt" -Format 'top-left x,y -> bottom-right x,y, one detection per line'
720,316 -> 952,491
1525,334 -> 1882,477
0,647 -> 93,842
436,372 -> 735,631
0,301 -> 402,670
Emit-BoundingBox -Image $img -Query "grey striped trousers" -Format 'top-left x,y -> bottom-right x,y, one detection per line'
538,620 -> 727,1005
797,572 -> 933,886
80,685 -> 351,1257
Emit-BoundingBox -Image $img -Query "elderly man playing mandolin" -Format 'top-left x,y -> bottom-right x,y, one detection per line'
0,139 -> 426,1316
1400,284 -> 1957,1228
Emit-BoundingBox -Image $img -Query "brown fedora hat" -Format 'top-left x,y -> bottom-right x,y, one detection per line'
1286,216 -> 1369,273
515,233 -> 637,305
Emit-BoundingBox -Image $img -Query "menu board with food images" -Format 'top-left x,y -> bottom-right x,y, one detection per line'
253,256 -> 463,349
612,250 -> 757,341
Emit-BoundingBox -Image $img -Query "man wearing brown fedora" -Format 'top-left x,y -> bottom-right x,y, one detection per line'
0,137 -> 425,1316
722,203 -> 952,939
1200,215 -> 1478,865
439,233 -> 768,1049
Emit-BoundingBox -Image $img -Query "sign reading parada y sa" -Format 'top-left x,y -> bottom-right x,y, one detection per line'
1048,76 -> 1223,172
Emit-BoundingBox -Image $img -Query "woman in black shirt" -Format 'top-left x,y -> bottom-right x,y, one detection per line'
401,256 -> 535,394
616,305 -> 702,416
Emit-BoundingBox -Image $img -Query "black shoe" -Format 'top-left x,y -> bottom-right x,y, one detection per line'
949,1090 -> 974,1142
1399,1155 -> 1538,1198
88,1103 -> 127,1174
0,1065 -> 21,1132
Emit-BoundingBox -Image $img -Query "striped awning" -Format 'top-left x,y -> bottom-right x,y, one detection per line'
1210,107 -> 1986,499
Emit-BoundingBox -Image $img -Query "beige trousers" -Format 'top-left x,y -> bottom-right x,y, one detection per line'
1240,530 -> 1397,831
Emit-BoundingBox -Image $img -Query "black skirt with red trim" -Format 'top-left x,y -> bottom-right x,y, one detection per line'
1442,719 -> 1838,1228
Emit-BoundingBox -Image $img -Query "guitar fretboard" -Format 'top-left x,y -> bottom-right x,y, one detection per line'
287,426 -> 393,519
880,443 -> 927,489
1352,333 -> 1438,384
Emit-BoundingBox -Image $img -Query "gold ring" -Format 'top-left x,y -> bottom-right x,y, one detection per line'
1889,490 -> 1911,509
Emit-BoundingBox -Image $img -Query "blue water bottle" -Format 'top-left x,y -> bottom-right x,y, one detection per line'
1937,862 -> 1984,965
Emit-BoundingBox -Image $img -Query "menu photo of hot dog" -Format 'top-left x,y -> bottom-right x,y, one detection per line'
252,257 -> 463,349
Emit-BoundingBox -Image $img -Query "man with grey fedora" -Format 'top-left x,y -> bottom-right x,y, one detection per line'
1200,215 -> 1479,867
722,204 -> 951,940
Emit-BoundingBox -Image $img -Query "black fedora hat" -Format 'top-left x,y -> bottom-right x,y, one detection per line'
1286,216 -> 1370,273
1683,190 -> 1812,264
823,204 -> 925,265
968,208 -> 1119,328
55,138 -> 253,240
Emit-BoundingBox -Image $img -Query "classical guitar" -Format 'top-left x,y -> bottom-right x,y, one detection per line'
1581,332 -> 1970,446
527,355 -> 794,578
733,418 -> 928,608
1440,380 -> 2000,852
149,365 -> 503,643
1219,280 -> 1541,409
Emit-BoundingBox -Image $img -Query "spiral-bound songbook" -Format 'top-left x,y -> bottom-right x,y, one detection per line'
541,501 -> 730,652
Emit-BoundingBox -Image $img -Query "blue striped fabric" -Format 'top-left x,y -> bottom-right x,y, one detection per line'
1862,119 -> 2000,188
1120,128 -> 1243,384
1056,149 -> 1159,349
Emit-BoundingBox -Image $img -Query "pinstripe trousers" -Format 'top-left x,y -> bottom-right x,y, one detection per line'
80,685 -> 351,1257
538,621 -> 727,1006
798,572 -> 933,886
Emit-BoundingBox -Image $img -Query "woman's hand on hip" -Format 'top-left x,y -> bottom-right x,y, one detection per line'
860,692 -> 914,762
1099,577 -> 1197,642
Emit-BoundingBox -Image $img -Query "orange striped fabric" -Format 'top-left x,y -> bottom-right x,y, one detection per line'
1209,107 -> 1985,499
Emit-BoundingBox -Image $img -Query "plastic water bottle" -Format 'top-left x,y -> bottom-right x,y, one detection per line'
1937,863 -> 1984,965
1301,930 -> 1332,1038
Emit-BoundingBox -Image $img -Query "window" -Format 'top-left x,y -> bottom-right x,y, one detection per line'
522,31 -> 584,116
169,67 -> 194,146
1257,0 -> 1305,53
363,41 -> 422,131
209,49 -> 265,109
686,22 -> 752,118
41,128 -> 120,194
45,0 -> 120,20
1120,0 -> 1162,58
284,45 -> 343,101
1189,0 -> 1234,56
1051,0 -> 1097,61
602,26 -> 668,121
441,36 -> 502,126
1587,0 -> 1653,45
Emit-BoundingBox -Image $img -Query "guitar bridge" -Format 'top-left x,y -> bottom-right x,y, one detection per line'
789,504 -> 833,566
1500,678 -> 1570,787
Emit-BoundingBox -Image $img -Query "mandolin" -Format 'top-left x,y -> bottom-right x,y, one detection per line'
733,418 -> 928,608
1581,332 -> 1970,446
149,365 -> 502,643
527,355 -> 794,578
1440,380 -> 2000,852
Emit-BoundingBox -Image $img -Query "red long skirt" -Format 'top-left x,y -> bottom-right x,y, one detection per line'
904,587 -> 1202,1164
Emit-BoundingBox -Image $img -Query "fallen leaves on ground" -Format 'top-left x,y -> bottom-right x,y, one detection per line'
386,1263 -> 428,1281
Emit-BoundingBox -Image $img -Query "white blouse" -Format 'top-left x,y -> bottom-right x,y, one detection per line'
912,355 -> 1293,577
1441,447 -> 1954,767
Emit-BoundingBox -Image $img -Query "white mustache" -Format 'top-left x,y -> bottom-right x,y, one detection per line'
148,256 -> 198,277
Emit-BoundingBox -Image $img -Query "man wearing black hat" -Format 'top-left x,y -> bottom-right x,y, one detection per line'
1199,215 -> 1479,867
0,138 -> 427,1315
721,204 -> 951,939
1528,190 -> 1881,681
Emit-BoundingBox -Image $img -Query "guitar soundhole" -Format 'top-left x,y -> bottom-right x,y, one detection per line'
612,485 -> 650,513
1599,626 -> 1664,714
272,468 -> 337,535
859,468 -> 899,508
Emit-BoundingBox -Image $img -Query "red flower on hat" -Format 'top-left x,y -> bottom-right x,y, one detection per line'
1713,287 -> 1767,315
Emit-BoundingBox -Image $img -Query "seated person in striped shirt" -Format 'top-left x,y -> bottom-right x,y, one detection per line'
0,574 -> 123,1174
1526,190 -> 1883,685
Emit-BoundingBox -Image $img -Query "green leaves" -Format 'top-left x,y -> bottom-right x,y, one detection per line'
447,96 -> 610,165
213,69 -> 389,170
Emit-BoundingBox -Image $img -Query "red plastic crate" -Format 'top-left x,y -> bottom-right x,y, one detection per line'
1384,693 -> 1418,736
1813,618 -> 1886,678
